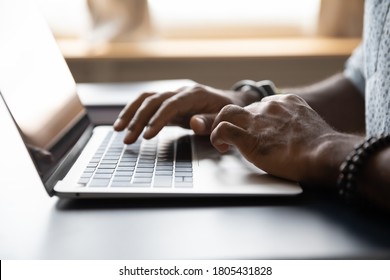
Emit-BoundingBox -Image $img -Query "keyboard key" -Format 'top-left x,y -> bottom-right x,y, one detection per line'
175,177 -> 184,182
99,164 -> 117,169
156,161 -> 174,166
155,171 -> 173,176
89,179 -> 110,187
115,171 -> 133,177
137,163 -> 155,168
95,169 -> 114,174
184,177 -> 193,182
175,176 -> 193,183
175,172 -> 193,177
116,166 -> 135,172
124,149 -> 139,154
112,176 -> 131,181
102,156 -> 121,160
84,167 -> 95,173
100,160 -> 118,164
175,162 -> 192,168
111,181 -> 132,187
138,159 -> 155,164
120,157 -> 137,162
78,177 -> 90,185
175,182 -> 193,188
156,165 -> 173,171
118,162 -> 136,167
175,167 -> 192,172
81,171 -> 93,178
133,177 -> 152,184
154,176 -> 172,188
136,167 -> 154,173
93,174 -> 112,179
134,173 -> 153,178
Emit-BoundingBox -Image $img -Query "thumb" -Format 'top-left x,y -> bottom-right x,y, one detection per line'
190,114 -> 216,135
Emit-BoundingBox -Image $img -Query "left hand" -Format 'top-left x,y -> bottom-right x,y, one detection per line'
210,94 -> 356,185
113,84 -> 256,144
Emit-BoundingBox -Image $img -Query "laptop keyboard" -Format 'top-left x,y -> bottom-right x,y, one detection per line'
77,131 -> 193,188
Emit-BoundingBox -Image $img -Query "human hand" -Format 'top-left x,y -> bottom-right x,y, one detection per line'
113,84 -> 255,144
210,94 -> 359,185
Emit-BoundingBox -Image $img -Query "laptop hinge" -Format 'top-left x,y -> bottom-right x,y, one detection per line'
44,122 -> 94,196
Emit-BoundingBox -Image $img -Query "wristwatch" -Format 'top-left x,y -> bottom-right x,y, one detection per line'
231,79 -> 278,100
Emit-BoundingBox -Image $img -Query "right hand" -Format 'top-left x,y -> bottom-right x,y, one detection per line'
210,94 -> 362,185
113,84 -> 256,144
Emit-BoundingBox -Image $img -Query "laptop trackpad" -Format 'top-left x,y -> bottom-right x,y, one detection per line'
192,135 -> 302,195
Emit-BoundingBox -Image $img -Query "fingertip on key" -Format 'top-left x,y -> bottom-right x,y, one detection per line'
113,118 -> 124,130
123,131 -> 136,144
143,126 -> 155,139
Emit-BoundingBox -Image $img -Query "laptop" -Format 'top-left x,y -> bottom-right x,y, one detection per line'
0,0 -> 301,198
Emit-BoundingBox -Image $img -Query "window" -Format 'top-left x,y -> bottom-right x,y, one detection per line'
36,0 -> 89,38
37,0 -> 321,40
149,0 -> 321,38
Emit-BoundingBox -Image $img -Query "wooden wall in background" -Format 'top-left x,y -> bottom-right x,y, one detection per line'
66,55 -> 348,89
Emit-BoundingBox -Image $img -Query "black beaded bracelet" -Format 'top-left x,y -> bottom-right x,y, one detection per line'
337,134 -> 390,205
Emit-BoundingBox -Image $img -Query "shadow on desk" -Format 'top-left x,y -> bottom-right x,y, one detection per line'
55,194 -> 305,210
51,190 -> 390,259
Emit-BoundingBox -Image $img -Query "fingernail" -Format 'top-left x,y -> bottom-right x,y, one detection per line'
196,117 -> 206,130
194,117 -> 206,132
113,118 -> 123,128
124,130 -> 134,144
143,125 -> 153,138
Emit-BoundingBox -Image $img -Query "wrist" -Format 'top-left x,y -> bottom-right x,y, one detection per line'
304,133 -> 363,187
338,135 -> 390,207
231,79 -> 278,106
230,89 -> 260,106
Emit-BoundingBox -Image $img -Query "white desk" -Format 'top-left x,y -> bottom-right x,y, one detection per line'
1,83 -> 390,259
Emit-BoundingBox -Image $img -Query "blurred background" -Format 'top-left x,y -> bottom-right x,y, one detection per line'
36,0 -> 363,88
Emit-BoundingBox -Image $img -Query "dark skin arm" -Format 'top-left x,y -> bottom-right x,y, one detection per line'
286,73 -> 365,134
297,76 -> 390,210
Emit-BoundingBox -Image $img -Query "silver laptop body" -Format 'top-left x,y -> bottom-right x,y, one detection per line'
0,0 -> 301,198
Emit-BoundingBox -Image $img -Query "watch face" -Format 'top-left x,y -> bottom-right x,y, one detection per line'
256,80 -> 277,96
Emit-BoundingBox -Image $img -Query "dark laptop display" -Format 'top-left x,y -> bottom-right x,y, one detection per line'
0,0 -> 92,191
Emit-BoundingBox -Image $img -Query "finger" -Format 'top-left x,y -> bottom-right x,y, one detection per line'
143,91 -> 198,139
211,104 -> 252,131
113,92 -> 154,131
210,121 -> 250,153
189,113 -> 217,135
123,91 -> 175,143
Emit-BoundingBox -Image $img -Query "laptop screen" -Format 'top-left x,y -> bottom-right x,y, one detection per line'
0,0 -> 90,186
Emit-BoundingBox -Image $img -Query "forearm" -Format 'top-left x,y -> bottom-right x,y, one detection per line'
283,73 -> 365,134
